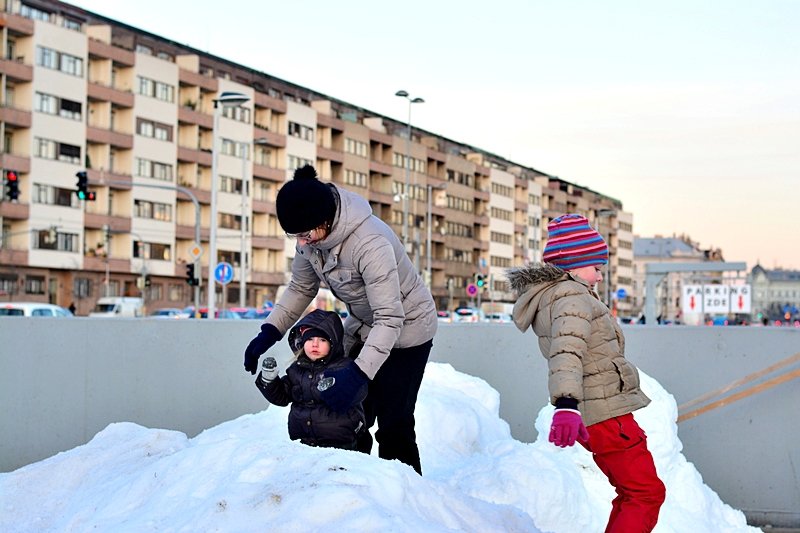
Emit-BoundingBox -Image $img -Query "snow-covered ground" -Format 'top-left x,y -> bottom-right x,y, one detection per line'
0,364 -> 757,532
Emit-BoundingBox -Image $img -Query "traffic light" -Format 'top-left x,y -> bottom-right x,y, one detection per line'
475,274 -> 485,288
144,275 -> 151,288
186,263 -> 198,286
5,171 -> 20,201
75,171 -> 95,201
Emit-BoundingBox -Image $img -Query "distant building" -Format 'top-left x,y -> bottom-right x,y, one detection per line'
750,265 -> 800,323
632,235 -> 724,323
0,0 -> 626,315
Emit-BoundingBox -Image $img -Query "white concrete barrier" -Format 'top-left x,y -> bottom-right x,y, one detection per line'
1,318 -> 797,527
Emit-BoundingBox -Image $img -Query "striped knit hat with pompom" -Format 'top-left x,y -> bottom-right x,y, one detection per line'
542,214 -> 608,270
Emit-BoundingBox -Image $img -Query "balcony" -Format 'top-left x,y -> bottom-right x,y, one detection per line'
252,198 -> 275,214
250,271 -> 285,285
176,224 -> 209,241
177,146 -> 212,167
474,189 -> 490,202
254,92 -> 287,113
0,200 -> 29,220
178,68 -> 218,92
84,213 -> 131,233
317,113 -> 345,132
87,82 -> 134,108
368,189 -> 394,206
515,200 -> 528,211
178,186 -> 210,206
0,247 -> 27,265
368,129 -> 393,146
0,12 -> 33,34
0,105 -> 31,128
316,145 -> 343,164
252,163 -> 284,182
86,126 -> 134,149
368,160 -> 393,176
427,148 -> 446,163
83,255 -> 132,273
0,57 -> 32,82
0,153 -> 30,174
253,128 -> 285,148
87,168 -> 133,190
178,106 -> 213,129
88,39 -> 134,66
251,235 -> 284,250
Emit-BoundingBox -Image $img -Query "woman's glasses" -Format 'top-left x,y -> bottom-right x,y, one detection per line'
285,229 -> 314,240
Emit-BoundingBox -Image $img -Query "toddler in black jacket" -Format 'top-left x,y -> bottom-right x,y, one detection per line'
255,309 -> 367,450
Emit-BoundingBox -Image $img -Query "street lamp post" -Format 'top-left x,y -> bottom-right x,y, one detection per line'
209,91 -> 250,320
596,208 -> 616,305
395,90 -> 424,271
426,183 -> 446,290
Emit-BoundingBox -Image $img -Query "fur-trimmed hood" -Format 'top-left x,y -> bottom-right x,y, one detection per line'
506,263 -> 592,334
506,263 -> 568,296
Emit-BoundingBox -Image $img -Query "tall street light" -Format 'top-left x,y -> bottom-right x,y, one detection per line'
208,91 -> 250,320
395,90 -> 424,271
596,208 -> 616,306
426,183 -> 446,290
239,138 -> 270,308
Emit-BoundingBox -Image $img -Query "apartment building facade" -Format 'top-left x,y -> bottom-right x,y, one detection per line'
0,0 -> 630,315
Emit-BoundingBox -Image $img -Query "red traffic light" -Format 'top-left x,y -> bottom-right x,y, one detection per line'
7,171 -> 17,182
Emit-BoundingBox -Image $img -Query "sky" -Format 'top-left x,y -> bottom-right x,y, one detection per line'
70,0 -> 800,271
0,363 -> 758,532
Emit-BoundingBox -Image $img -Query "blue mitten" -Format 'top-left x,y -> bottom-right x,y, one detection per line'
319,360 -> 368,413
243,323 -> 282,374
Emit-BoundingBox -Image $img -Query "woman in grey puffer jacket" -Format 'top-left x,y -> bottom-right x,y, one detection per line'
243,165 -> 437,475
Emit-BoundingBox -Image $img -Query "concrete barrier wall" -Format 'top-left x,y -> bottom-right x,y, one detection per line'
1,318 -> 797,527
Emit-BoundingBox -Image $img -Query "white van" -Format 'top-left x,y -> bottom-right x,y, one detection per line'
89,297 -> 144,317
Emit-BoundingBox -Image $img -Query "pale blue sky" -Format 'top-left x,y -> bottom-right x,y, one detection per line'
71,0 -> 800,269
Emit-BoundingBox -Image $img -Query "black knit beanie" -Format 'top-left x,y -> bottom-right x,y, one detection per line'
300,326 -> 330,344
276,165 -> 337,234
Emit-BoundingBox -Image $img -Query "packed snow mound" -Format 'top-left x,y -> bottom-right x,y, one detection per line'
0,363 -> 757,532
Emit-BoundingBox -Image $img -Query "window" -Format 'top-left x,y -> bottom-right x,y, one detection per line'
133,241 -> 171,261
344,138 -> 368,158
137,118 -> 172,141
73,278 -> 91,298
33,229 -> 77,252
219,212 -> 243,230
220,175 -> 243,194
35,92 -> 82,120
446,195 -> 474,214
344,169 -> 367,188
221,139 -> 248,158
446,169 -> 474,187
490,256 -> 512,268
36,46 -> 82,77
222,105 -> 251,124
136,158 -> 174,181
135,44 -> 153,55
24,276 -> 46,295
288,121 -> 314,142
490,231 -> 513,245
288,155 -> 313,170
491,183 -> 513,197
445,221 -> 473,238
134,199 -> 173,222
33,183 -> 79,208
444,247 -> 473,264
490,207 -> 513,221
62,18 -> 82,31
393,153 -> 426,174
137,76 -> 174,102
21,4 -> 53,22
34,137 -> 80,164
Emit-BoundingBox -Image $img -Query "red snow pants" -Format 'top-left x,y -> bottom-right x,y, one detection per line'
581,414 -> 666,533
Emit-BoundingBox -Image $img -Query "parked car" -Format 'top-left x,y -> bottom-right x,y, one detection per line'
229,307 -> 271,319
485,312 -> 512,323
190,308 -> 242,319
452,307 -> 484,323
0,302 -> 74,317
436,310 -> 452,323
88,297 -> 144,317
148,308 -> 187,319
